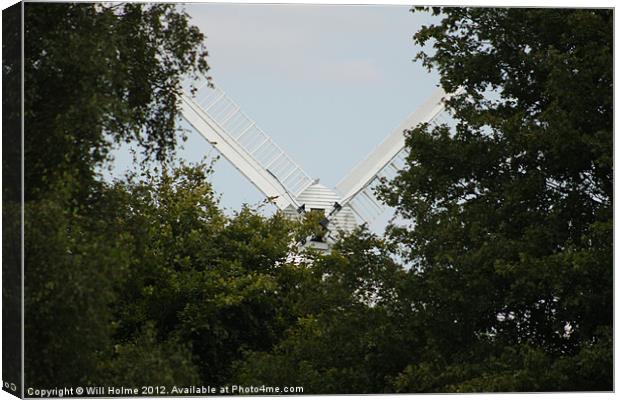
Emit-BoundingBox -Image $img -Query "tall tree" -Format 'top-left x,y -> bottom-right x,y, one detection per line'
22,2 -> 210,386
109,163 -> 301,386
379,7 -> 612,391
24,2 -> 209,201
233,230 -> 411,394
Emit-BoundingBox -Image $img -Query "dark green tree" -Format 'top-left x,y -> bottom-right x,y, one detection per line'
21,2 -> 321,388
25,158 -> 313,387
233,230 -> 412,394
109,162 -> 301,386
19,4 -> 613,393
24,186 -> 133,386
23,2 -> 210,387
24,2 -> 209,201
379,7 -> 612,391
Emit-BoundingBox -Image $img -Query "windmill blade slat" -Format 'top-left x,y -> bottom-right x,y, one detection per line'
361,189 -> 383,212
347,203 -> 367,223
180,85 -> 314,209
349,194 -> 378,224
235,122 -> 256,140
251,138 -> 270,154
335,88 -> 454,225
336,88 -> 447,202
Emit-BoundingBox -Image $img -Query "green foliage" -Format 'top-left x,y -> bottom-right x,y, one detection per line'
101,322 -> 201,387
24,162 -> 308,387
24,187 -> 131,386
378,7 -> 612,391
21,4 -> 611,394
22,2 -> 212,387
233,231 -> 411,394
108,163 -> 300,386
394,327 -> 612,392
24,2 -> 209,200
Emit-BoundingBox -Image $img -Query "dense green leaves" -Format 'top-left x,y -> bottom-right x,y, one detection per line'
377,7 -> 612,391
24,3 -> 209,200
25,187 -> 131,386
234,232 -> 410,394
24,162 -> 305,387
21,5 -> 611,393
22,2 -> 215,387
233,8 -> 612,393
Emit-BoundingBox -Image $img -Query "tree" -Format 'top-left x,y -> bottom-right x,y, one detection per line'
21,2 -> 328,388
19,4 -> 613,393
22,2 -> 210,387
379,7 -> 612,391
233,230 -> 413,394
24,2 -> 209,201
109,162 -> 301,386
24,158 -> 315,387
24,185 -> 132,386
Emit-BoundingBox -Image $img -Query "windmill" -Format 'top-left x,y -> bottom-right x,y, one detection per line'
180,82 -> 454,250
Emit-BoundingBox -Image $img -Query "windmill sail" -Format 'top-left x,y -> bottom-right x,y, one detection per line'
335,88 -> 453,225
180,83 -> 314,210
181,81 -> 458,242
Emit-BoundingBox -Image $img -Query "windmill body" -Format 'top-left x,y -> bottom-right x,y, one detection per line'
180,82 -> 452,249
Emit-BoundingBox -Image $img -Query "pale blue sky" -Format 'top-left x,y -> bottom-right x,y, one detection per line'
109,3 -> 442,230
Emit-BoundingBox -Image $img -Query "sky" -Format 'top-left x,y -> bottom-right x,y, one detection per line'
109,3 -> 442,232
